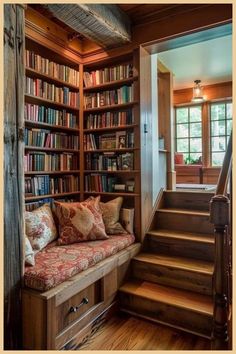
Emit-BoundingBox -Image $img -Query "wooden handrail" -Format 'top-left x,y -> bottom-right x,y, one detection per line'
215,132 -> 232,196
210,130 -> 232,350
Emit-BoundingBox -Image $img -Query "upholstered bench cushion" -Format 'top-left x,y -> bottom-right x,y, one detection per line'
24,234 -> 135,291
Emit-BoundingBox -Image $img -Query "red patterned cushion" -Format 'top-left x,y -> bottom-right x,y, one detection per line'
54,196 -> 108,245
24,234 -> 135,291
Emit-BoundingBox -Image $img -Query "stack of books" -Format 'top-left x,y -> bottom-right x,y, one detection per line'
85,152 -> 134,171
25,77 -> 80,107
84,131 -> 134,150
84,174 -> 117,193
25,128 -> 79,149
25,49 -> 80,86
25,103 -> 77,128
83,63 -> 133,87
85,110 -> 133,129
25,175 -> 79,196
84,85 -> 133,108
24,152 -> 78,172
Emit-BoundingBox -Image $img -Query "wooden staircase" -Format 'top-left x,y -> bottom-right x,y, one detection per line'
119,190 -> 215,339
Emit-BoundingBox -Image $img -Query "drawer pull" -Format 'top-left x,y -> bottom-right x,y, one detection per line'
69,297 -> 89,313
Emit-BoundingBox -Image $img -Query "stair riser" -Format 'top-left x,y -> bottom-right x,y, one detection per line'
154,212 -> 214,234
132,260 -> 212,295
146,236 -> 214,261
163,192 -> 213,211
119,293 -> 212,338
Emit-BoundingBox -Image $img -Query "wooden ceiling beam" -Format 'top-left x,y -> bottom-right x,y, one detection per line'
43,4 -> 131,48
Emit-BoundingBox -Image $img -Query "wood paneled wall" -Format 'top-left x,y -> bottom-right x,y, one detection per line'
174,81 -> 232,105
4,4 -> 25,349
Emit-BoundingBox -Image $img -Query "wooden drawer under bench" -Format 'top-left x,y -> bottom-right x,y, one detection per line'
22,242 -> 141,350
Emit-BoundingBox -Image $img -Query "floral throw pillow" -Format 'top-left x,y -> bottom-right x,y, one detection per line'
25,204 -> 58,252
99,197 -> 127,235
25,236 -> 35,266
54,196 -> 108,245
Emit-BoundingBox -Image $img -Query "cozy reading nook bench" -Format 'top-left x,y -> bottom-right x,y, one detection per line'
22,197 -> 141,350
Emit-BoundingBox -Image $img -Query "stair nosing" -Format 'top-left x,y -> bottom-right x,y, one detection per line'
157,208 -> 210,216
147,229 -> 214,244
119,281 -> 213,317
133,253 -> 214,275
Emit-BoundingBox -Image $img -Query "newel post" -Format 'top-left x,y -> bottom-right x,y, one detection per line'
210,195 -> 230,350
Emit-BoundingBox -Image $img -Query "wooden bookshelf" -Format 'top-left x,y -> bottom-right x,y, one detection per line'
24,38 -> 81,207
84,148 -> 139,153
25,146 -> 79,153
82,51 -> 141,239
84,124 -> 138,133
84,170 -> 139,173
84,102 -> 138,113
24,36 -> 141,239
25,191 -> 80,201
83,192 -> 139,197
25,94 -> 80,112
25,170 -> 80,175
25,120 -> 79,133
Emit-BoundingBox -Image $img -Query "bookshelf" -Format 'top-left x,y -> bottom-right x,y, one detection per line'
24,37 -> 81,210
24,34 -> 141,238
82,52 -> 141,238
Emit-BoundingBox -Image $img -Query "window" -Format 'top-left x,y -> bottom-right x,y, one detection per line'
210,101 -> 232,166
175,106 -> 202,164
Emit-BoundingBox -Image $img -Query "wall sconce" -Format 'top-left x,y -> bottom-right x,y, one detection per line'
192,80 -> 205,103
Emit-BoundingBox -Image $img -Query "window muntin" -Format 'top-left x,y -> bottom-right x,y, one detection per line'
210,101 -> 232,166
175,106 -> 202,164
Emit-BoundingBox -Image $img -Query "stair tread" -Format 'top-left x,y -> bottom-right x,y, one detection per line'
165,190 -> 214,196
157,208 -> 210,216
120,280 -> 213,316
148,229 -> 214,244
133,253 -> 214,274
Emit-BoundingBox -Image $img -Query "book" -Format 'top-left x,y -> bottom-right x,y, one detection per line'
116,131 -> 126,149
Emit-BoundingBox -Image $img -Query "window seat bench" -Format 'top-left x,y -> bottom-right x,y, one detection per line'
22,235 -> 141,350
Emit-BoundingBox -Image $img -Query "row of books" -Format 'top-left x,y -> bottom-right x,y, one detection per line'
83,63 -> 133,87
84,85 -> 134,109
85,174 -> 116,193
84,174 -> 135,193
25,128 -> 79,149
25,175 -> 79,196
25,49 -> 80,86
25,77 -> 79,107
84,132 -> 134,151
25,103 -> 77,128
25,197 -> 75,211
85,152 -> 134,171
85,111 -> 134,129
24,152 -> 78,172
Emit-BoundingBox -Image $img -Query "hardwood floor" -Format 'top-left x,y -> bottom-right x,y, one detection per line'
79,313 -> 211,350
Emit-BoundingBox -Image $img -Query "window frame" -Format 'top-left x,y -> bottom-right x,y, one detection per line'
209,99 -> 232,166
175,104 -> 203,164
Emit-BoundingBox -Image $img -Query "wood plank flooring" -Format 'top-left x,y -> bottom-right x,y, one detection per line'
79,313 -> 211,350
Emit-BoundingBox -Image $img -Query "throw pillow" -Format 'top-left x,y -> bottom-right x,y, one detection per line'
25,204 -> 58,252
120,208 -> 134,234
25,236 -> 35,266
99,197 -> 127,235
54,196 -> 108,245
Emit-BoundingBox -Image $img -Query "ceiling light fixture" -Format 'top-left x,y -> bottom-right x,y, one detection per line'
192,79 -> 205,103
